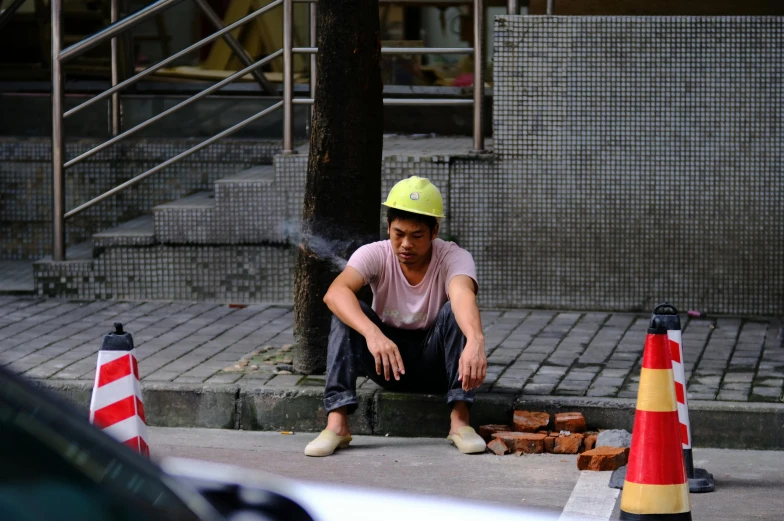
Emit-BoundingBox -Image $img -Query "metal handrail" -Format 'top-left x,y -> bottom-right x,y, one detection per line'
0,0 -> 28,36
65,0 -> 283,119
65,102 -> 284,219
292,47 -> 474,55
60,0 -> 187,62
64,50 -> 282,169
292,98 -> 474,106
51,0 -> 491,260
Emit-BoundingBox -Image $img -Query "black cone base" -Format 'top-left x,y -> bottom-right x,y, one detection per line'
620,512 -> 692,521
688,467 -> 715,493
609,465 -> 627,489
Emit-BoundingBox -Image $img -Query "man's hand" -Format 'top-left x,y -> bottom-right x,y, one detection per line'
458,336 -> 487,391
365,328 -> 405,381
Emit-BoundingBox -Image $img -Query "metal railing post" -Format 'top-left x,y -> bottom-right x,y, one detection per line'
547,0 -> 554,15
308,1 -> 316,137
507,0 -> 519,15
472,0 -> 485,152
282,0 -> 294,153
110,0 -> 121,136
51,0 -> 65,261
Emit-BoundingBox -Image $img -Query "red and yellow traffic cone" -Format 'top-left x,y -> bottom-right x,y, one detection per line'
620,317 -> 691,521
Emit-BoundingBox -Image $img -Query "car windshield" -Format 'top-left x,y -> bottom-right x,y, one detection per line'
0,370 -> 207,521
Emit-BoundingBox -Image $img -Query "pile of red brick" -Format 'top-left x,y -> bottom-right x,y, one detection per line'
479,411 -> 629,471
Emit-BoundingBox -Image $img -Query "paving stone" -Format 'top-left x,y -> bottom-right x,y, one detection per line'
721,383 -> 752,391
586,386 -> 619,397
142,372 -> 179,382
502,368 -> 533,379
692,375 -> 721,385
750,387 -> 783,400
172,376 -> 208,384
522,383 -> 556,395
530,375 -> 562,384
537,366 -> 568,376
265,375 -> 303,387
716,391 -> 749,401
562,371 -> 596,381
754,378 -> 784,387
591,377 -> 625,387
517,352 -> 548,361
599,369 -> 628,378
557,383 -> 591,393
205,373 -> 244,384
688,384 -> 719,394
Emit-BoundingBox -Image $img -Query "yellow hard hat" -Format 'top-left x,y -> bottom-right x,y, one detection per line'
382,176 -> 445,218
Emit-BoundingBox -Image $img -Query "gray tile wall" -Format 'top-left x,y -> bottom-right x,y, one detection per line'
489,16 -> 783,314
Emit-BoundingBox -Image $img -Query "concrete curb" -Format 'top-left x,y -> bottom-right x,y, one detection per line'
36,379 -> 784,450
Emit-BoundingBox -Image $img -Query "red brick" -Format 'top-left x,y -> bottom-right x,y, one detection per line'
583,432 -> 598,452
554,412 -> 587,433
479,424 -> 512,443
487,438 -> 510,456
577,446 -> 630,471
544,435 -> 556,453
492,432 -> 547,454
553,433 -> 584,454
513,411 -> 551,432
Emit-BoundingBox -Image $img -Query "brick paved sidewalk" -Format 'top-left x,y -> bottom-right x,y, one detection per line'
0,296 -> 781,403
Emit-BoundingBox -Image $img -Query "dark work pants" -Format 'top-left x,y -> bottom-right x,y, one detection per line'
324,301 -> 474,414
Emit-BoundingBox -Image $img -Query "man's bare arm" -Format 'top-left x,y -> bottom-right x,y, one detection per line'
449,275 -> 486,391
323,267 -> 404,380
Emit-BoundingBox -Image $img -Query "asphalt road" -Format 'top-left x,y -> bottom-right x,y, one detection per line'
149,427 -> 784,521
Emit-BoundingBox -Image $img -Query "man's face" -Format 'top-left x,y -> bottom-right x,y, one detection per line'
388,218 -> 438,266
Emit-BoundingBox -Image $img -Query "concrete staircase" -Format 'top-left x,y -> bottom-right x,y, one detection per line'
32,136 -> 486,303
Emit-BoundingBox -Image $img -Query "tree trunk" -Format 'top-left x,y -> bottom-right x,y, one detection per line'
293,0 -> 383,375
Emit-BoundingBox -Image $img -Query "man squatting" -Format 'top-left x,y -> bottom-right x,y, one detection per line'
305,176 -> 488,457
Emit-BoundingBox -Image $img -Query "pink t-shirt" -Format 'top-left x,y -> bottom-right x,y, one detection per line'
347,239 -> 477,330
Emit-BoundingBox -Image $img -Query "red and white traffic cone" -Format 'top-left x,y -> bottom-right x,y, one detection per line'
653,303 -> 715,493
89,322 -> 149,457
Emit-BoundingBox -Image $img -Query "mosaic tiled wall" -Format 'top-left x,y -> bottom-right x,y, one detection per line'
487,16 -> 783,315
0,138 -> 280,259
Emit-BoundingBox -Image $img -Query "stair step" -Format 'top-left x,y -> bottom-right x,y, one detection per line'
93,216 -> 155,248
153,191 -> 216,211
154,192 -> 215,244
215,165 -> 274,185
33,241 -> 94,276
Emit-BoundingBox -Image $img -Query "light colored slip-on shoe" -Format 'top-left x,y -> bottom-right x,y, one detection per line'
304,430 -> 352,457
447,426 -> 487,454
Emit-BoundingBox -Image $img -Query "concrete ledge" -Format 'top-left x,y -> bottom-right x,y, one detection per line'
36,379 -> 784,450
689,400 -> 784,450
142,383 -> 239,430
33,379 -> 239,430
34,379 -> 93,417
239,387 -> 375,435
